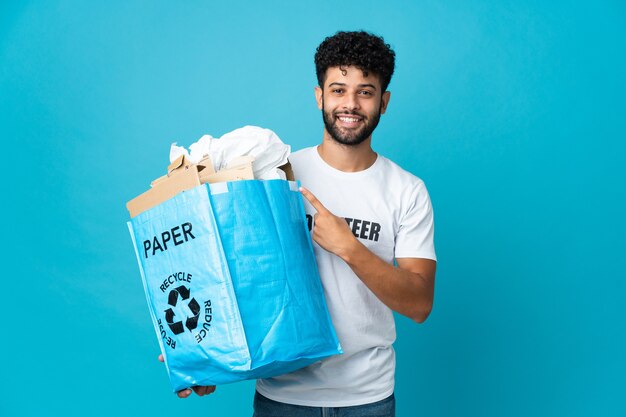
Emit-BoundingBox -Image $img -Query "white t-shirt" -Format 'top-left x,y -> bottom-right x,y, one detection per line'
256,146 -> 436,407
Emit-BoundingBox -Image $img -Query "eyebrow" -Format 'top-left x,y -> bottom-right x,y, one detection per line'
327,82 -> 378,90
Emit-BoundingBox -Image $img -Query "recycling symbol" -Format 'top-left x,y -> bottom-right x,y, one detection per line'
164,285 -> 200,335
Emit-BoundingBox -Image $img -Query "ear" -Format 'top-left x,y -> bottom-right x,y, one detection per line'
315,86 -> 323,110
380,91 -> 391,115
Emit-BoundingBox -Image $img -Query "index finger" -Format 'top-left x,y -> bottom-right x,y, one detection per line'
299,187 -> 328,214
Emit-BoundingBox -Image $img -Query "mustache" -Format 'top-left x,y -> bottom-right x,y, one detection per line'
333,110 -> 366,118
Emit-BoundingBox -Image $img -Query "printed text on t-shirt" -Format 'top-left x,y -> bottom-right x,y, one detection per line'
306,214 -> 381,242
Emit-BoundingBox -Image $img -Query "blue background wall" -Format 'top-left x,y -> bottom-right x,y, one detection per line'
1,1 -> 624,416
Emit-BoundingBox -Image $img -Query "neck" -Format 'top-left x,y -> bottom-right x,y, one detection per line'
317,129 -> 378,172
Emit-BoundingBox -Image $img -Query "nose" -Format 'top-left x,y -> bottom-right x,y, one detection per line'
342,92 -> 360,112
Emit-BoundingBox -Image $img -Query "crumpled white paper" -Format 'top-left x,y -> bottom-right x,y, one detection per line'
169,126 -> 290,180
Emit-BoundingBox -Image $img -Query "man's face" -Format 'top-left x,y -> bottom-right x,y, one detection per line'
315,66 -> 390,146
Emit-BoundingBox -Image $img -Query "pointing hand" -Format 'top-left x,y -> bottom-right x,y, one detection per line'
299,187 -> 358,258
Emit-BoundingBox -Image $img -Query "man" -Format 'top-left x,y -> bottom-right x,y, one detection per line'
169,31 -> 437,417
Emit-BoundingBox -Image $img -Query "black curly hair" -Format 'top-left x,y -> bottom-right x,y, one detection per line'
315,31 -> 396,92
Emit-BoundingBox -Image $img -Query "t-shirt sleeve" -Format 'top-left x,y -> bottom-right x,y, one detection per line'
394,181 -> 437,261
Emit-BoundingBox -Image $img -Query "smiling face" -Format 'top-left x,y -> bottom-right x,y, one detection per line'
316,66 -> 391,146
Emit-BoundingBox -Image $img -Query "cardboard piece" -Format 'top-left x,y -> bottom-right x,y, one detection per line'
127,154 -> 295,218
127,164 -> 201,218
201,162 -> 254,184
150,155 -> 216,188
196,155 -> 216,176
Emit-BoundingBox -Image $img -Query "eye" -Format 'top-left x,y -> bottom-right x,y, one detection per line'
359,90 -> 374,96
331,88 -> 344,94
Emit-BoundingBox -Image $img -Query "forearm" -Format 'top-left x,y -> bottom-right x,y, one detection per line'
298,187 -> 435,322
338,240 -> 434,322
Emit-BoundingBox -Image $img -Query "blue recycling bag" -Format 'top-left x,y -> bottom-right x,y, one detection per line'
128,179 -> 341,392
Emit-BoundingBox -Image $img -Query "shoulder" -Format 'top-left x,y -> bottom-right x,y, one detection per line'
377,154 -> 427,193
289,146 -> 316,165
375,155 -> 433,221
288,147 -> 318,177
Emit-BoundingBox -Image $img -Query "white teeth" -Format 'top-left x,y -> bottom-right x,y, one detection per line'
339,117 -> 360,123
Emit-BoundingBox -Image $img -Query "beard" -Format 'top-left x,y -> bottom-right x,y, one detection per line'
322,98 -> 382,146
